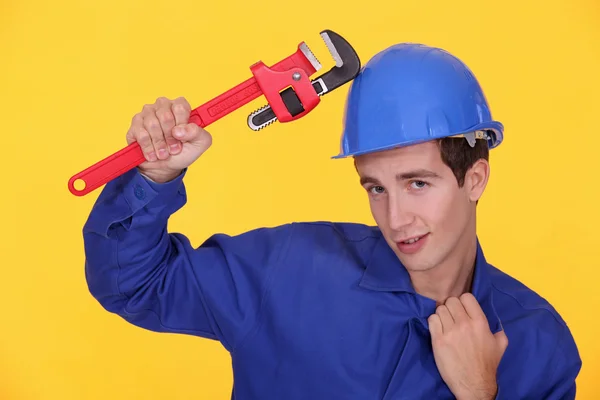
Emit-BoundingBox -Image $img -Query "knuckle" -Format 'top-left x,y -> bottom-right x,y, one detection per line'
445,297 -> 458,307
142,104 -> 154,113
144,116 -> 160,132
136,129 -> 150,144
460,292 -> 474,302
157,109 -> 174,124
174,96 -> 190,108
172,102 -> 188,114
187,124 -> 198,134
137,133 -> 154,155
131,113 -> 143,124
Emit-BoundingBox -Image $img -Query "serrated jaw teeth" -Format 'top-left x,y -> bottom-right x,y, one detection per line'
300,42 -> 321,71
247,106 -> 275,131
320,31 -> 343,68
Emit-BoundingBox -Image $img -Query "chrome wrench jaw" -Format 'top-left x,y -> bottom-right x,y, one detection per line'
247,29 -> 361,131
300,42 -> 322,72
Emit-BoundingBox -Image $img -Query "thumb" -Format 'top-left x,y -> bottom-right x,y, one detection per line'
494,329 -> 509,352
172,123 -> 212,145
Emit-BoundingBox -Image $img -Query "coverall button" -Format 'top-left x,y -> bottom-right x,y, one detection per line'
134,184 -> 145,200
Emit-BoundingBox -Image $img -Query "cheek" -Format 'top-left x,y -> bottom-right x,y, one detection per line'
434,190 -> 470,232
368,196 -> 388,224
417,188 -> 460,227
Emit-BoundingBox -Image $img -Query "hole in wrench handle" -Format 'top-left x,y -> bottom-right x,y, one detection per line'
68,41 -> 320,197
67,142 -> 146,196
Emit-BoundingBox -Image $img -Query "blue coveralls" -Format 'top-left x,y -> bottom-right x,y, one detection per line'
83,167 -> 582,399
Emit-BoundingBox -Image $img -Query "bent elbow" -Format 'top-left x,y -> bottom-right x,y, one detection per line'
84,258 -> 129,315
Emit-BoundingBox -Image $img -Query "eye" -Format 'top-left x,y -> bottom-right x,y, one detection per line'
410,180 -> 429,190
368,185 -> 386,194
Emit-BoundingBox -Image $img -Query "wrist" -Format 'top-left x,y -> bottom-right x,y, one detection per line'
456,384 -> 497,400
138,168 -> 182,183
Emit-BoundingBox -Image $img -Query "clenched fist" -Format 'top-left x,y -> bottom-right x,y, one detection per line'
126,96 -> 213,183
428,293 -> 508,400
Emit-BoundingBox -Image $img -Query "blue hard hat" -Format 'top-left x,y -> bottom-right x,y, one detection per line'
333,43 -> 504,158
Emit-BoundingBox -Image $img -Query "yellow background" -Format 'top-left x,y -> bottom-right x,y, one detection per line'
1,0 -> 598,398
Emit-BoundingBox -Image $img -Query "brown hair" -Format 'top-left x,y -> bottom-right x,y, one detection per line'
437,136 -> 489,187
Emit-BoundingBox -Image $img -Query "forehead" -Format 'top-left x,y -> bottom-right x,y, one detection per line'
354,141 -> 444,172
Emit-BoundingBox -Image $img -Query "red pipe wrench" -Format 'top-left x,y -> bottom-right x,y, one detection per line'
68,29 -> 361,196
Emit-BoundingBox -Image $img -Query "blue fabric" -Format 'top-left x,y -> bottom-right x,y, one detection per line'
83,167 -> 581,399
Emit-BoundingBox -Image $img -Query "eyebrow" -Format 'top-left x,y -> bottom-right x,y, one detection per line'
359,169 -> 441,186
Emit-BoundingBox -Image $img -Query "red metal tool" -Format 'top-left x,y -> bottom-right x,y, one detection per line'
67,42 -> 322,196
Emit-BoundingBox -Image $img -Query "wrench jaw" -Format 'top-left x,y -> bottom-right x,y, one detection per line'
320,30 -> 344,68
247,29 -> 361,131
299,42 -> 322,72
314,29 -> 361,95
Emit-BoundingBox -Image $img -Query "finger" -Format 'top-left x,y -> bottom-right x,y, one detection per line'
173,123 -> 205,144
494,329 -> 509,352
435,305 -> 454,332
132,126 -> 155,161
171,97 -> 191,126
154,103 -> 180,155
428,314 -> 443,338
126,113 -> 142,145
142,104 -> 169,160
445,297 -> 469,323
459,293 -> 487,321
128,113 -> 156,161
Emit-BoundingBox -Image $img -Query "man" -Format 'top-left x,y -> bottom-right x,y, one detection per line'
83,43 -> 581,399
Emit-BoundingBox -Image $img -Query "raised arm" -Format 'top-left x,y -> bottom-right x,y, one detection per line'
82,96 -> 291,351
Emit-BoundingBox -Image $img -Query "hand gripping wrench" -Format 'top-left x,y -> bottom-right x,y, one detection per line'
67,29 -> 361,196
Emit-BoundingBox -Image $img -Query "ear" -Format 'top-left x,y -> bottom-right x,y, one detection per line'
465,159 -> 490,202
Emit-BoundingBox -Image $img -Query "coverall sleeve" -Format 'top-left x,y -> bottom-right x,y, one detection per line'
536,324 -> 582,400
82,167 -> 292,352
495,323 -> 582,400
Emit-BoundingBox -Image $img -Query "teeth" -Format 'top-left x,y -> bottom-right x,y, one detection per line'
300,42 -> 322,71
320,31 -> 343,68
247,105 -> 276,131
403,236 -> 421,244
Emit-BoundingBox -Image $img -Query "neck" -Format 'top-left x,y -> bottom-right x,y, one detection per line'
409,231 -> 478,306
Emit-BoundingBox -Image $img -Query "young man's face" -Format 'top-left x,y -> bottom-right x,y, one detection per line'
354,140 -> 489,273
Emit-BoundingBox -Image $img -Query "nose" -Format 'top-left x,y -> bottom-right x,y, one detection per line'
387,195 -> 415,231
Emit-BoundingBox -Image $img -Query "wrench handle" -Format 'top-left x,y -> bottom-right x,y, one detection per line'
68,78 -> 255,197
68,141 -> 146,196
68,43 -> 319,197
66,82 -> 246,197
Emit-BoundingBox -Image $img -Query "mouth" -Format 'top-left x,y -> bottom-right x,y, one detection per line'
397,233 -> 428,244
395,233 -> 429,254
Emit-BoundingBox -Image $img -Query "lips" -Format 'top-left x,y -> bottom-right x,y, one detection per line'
395,233 -> 429,254
397,233 -> 428,244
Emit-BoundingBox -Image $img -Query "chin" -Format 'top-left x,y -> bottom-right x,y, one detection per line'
395,252 -> 437,271
389,233 -> 441,272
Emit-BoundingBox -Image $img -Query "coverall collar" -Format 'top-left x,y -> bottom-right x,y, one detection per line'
359,234 -> 503,333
